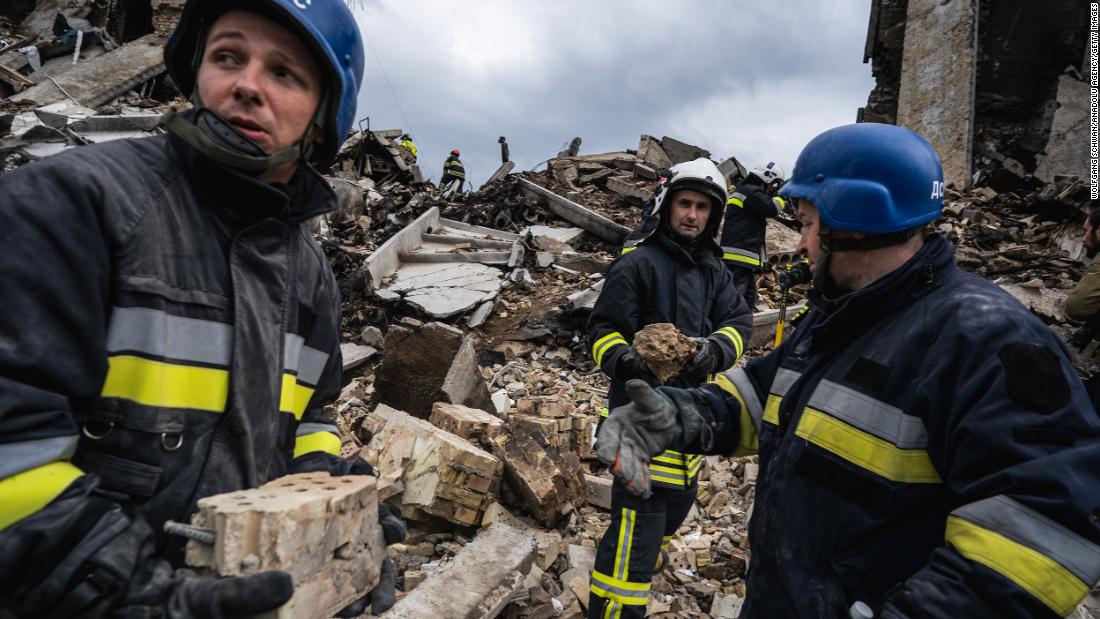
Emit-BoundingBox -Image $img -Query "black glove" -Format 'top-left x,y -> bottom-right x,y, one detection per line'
778,261 -> 812,290
595,380 -> 706,498
679,337 -> 721,383
336,556 -> 396,617
17,500 -> 292,619
613,347 -> 659,384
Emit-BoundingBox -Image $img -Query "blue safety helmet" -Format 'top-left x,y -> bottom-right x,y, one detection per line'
779,123 -> 944,234
164,0 -> 365,167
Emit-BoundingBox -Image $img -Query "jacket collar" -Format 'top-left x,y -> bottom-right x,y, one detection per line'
169,132 -> 337,227
805,233 -> 958,349
653,227 -> 722,270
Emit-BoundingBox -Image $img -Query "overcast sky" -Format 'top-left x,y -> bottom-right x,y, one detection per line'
350,1 -> 876,187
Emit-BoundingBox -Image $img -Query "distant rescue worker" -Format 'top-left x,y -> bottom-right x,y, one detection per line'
398,133 -> 417,163
719,161 -> 789,309
1063,207 -> 1100,408
587,158 -> 753,619
598,123 -> 1100,618
439,148 -> 465,191
0,1 -> 406,617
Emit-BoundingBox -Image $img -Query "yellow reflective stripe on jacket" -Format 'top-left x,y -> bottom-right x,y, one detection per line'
649,450 -> 701,487
590,569 -> 649,606
722,252 -> 763,267
592,332 -> 628,368
293,431 -> 341,458
763,394 -> 781,425
795,407 -> 942,483
946,495 -> 1100,617
0,461 -> 83,532
727,195 -> 745,208
102,355 -> 229,412
621,246 -> 637,255
279,373 -> 316,420
712,372 -> 759,455
714,326 -> 745,360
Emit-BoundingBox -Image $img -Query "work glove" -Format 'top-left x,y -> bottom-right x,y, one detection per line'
678,337 -> 721,384
596,380 -> 707,498
613,347 -> 659,384
778,260 -> 813,290
17,500 -> 293,619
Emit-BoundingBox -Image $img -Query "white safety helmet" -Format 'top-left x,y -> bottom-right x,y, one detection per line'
749,161 -> 786,185
651,158 -> 728,217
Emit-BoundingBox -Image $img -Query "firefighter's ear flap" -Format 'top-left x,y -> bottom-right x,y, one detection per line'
997,343 -> 1070,413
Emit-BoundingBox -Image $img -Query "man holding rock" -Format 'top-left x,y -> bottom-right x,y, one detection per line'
586,158 -> 753,618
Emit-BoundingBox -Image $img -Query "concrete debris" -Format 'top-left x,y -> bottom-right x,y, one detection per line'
633,322 -> 698,382
429,401 -> 504,448
371,321 -> 494,418
185,473 -> 385,619
381,522 -> 536,619
362,404 -> 503,527
491,423 -> 587,527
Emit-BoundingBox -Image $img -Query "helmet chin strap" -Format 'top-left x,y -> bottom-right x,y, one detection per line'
161,89 -> 328,176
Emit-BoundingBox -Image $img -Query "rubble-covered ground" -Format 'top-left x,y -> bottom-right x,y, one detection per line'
2,2 -> 1098,617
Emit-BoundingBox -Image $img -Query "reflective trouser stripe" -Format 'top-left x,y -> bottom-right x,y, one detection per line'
590,570 -> 650,607
293,431 -> 341,459
714,326 -> 744,361
592,332 -> 628,368
795,407 -> 941,483
614,508 -> 635,580
947,496 -> 1100,616
0,435 -> 79,479
279,373 -> 316,420
102,355 -> 229,412
0,461 -> 83,532
649,451 -> 702,487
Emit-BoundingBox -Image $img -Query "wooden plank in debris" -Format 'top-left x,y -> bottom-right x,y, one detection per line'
380,522 -> 536,619
10,35 -> 166,108
516,178 -> 631,245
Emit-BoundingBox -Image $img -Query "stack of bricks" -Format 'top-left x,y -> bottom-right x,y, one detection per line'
361,404 -> 503,526
428,401 -> 503,449
512,396 -> 593,459
150,0 -> 186,37
490,423 -> 587,527
185,472 -> 385,619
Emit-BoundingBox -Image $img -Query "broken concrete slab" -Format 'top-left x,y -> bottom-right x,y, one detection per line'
567,280 -> 604,311
525,225 -> 587,247
429,401 -> 503,448
380,522 -> 536,619
896,0 -> 976,188
185,473 -> 385,619
659,136 -> 711,164
364,207 -> 441,288
10,34 -> 166,108
605,175 -> 654,204
340,342 -> 378,372
999,283 -> 1068,324
467,300 -> 494,328
637,134 -> 673,170
710,592 -> 745,618
362,404 -> 503,526
517,178 -> 631,245
382,262 -> 503,318
491,424 -> 587,527
1034,74 -> 1089,183
371,321 -> 495,418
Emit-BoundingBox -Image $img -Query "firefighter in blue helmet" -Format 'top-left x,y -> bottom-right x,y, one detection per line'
587,158 -> 753,619
597,123 -> 1100,618
0,1 -> 406,617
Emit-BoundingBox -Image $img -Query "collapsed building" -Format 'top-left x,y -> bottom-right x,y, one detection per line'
1,0 -> 1098,618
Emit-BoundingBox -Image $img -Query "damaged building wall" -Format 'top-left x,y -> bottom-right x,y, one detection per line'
863,0 -> 1090,189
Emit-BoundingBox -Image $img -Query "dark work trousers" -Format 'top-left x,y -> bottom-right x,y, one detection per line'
729,266 -> 759,312
587,477 -> 698,619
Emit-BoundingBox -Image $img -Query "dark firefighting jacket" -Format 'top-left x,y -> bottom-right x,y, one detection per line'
0,133 -> 345,602
589,227 -> 752,488
685,234 -> 1100,618
719,179 -> 785,272
442,155 -> 465,180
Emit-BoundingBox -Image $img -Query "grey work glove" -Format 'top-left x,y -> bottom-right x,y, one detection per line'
613,347 -> 660,384
596,379 -> 706,498
679,337 -> 721,383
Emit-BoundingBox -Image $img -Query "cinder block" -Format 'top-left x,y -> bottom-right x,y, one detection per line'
186,472 -> 385,619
